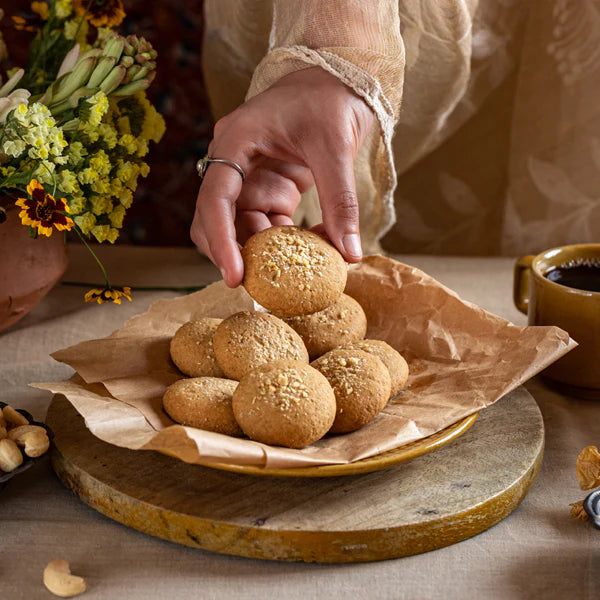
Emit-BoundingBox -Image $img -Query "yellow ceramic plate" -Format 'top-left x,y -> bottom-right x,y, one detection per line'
197,412 -> 479,478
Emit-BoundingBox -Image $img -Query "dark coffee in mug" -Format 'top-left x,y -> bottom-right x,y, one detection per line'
544,258 -> 600,293
514,244 -> 600,398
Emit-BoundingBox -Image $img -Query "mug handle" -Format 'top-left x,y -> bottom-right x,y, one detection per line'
513,255 -> 534,315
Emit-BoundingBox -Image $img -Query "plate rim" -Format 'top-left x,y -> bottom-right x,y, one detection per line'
187,411 -> 479,478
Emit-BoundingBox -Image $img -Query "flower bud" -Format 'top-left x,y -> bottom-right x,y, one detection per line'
99,65 -> 126,94
50,56 -> 98,105
111,78 -> 152,97
87,56 -> 116,88
102,34 -> 125,60
0,69 -> 24,97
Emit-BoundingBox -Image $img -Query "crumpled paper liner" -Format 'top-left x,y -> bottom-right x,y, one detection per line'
34,255 -> 576,469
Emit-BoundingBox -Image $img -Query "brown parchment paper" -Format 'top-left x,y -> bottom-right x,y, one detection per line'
34,255 -> 576,469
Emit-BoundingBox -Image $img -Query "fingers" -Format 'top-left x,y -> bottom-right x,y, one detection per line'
269,213 -> 294,227
308,152 -> 362,262
235,210 -> 271,245
235,211 -> 295,245
192,161 -> 247,287
233,160 -> 310,244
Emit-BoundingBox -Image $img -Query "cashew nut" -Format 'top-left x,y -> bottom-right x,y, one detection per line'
20,431 -> 50,458
3,405 -> 29,427
0,438 -> 24,472
8,424 -> 46,441
43,559 -> 86,598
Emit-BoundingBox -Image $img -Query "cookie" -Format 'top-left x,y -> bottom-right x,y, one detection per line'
162,377 -> 242,436
242,226 -> 347,316
169,318 -> 224,377
213,311 -> 309,380
349,339 -> 409,397
232,360 -> 336,448
282,294 -> 367,360
312,347 -> 391,434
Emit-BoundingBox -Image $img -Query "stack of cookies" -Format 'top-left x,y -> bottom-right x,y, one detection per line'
163,226 -> 409,449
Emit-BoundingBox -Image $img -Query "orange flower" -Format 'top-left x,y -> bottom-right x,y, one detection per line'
84,286 -> 132,305
15,180 -> 74,237
31,2 -> 50,20
73,0 -> 125,28
12,14 -> 42,32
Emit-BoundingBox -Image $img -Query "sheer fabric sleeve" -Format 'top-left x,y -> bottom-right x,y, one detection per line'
245,0 -> 405,247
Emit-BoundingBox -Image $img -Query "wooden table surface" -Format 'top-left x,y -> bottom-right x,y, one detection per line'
1,245 -> 598,600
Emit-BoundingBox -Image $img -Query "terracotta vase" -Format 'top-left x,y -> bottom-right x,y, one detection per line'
0,202 -> 68,332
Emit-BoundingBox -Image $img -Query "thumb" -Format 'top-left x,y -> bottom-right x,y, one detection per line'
309,154 -> 362,262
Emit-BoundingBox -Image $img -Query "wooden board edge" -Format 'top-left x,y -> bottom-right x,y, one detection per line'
50,442 -> 543,563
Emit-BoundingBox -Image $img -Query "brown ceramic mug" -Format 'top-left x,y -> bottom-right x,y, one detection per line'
513,244 -> 600,399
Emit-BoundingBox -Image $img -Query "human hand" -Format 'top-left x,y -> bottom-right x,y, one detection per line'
191,66 -> 375,287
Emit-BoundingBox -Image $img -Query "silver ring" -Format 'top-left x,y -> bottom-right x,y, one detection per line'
196,155 -> 246,181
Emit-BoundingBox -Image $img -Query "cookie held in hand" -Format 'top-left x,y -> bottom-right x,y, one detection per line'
312,348 -> 391,434
232,360 -> 336,448
163,377 -> 243,436
170,318 -> 224,378
282,293 -> 367,360
213,311 -> 309,380
242,226 -> 347,316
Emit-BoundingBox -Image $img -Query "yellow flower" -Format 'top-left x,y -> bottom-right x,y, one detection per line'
136,138 -> 149,157
115,160 -> 139,189
90,178 -> 111,195
77,167 -> 99,185
55,0 -> 72,19
15,179 -> 74,237
109,177 -> 123,195
83,92 -> 109,127
90,224 -> 121,243
74,211 -> 96,234
2,139 -> 26,157
118,134 -> 137,155
84,286 -> 132,305
89,150 -> 111,176
57,169 -> 80,194
63,17 -> 88,42
116,115 -> 131,135
137,93 -> 166,143
79,121 -> 100,143
32,161 -> 55,184
68,194 -> 87,214
0,166 -> 16,179
107,227 -> 119,243
89,195 -> 112,216
67,141 -> 87,167
91,223 -> 110,242
108,204 -> 125,228
97,123 -> 118,149
7,102 -> 67,164
117,186 -> 133,208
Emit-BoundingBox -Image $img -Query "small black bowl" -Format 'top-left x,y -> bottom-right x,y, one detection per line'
584,489 -> 600,530
0,402 -> 54,491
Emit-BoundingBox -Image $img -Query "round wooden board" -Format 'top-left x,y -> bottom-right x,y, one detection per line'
47,387 -> 544,563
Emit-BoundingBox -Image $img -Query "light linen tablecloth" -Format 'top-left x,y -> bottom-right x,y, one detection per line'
1,245 -> 598,600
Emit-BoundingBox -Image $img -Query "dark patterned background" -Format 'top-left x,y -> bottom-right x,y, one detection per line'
4,0 -> 213,246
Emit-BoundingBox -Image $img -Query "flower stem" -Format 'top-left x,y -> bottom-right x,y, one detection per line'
72,226 -> 111,288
